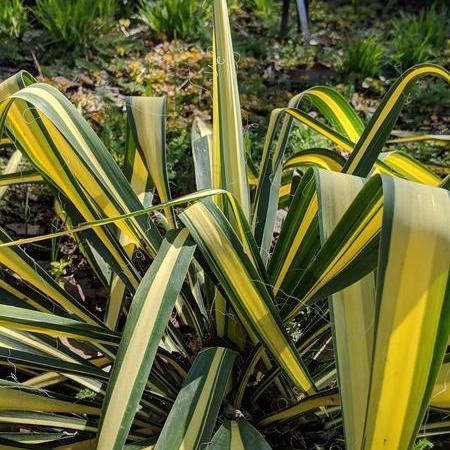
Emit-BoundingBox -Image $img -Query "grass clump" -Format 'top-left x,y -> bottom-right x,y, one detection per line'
139,0 -> 208,41
341,35 -> 384,82
390,4 -> 447,70
33,0 -> 117,49
0,0 -> 28,39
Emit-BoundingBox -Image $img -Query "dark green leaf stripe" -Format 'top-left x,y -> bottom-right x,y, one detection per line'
0,348 -> 108,381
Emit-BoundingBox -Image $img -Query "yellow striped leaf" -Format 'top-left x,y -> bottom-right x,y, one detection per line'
97,229 -> 195,450
212,0 -> 250,219
180,199 -> 316,394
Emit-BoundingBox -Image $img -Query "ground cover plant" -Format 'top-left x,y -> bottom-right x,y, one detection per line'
0,0 -> 449,449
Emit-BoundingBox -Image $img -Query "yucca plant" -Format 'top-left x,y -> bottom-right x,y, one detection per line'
0,1 -> 449,449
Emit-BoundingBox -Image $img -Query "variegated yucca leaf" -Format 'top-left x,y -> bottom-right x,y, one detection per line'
0,0 -> 449,448
212,0 -> 250,220
155,347 -> 236,450
180,198 -> 316,395
209,418 -> 272,449
0,149 -> 22,200
0,168 -> 42,195
97,230 -> 195,450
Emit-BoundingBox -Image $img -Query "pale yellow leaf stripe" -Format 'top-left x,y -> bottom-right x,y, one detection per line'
0,149 -> 22,200
1,387 -> 100,415
284,153 -> 343,171
0,414 -> 96,432
383,152 -> 441,186
431,362 -> 450,409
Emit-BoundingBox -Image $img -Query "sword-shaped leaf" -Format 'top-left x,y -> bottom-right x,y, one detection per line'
180,199 -> 315,394
0,304 -> 119,345
0,379 -> 100,415
212,0 -> 250,219
97,229 -> 196,450
209,418 -> 272,449
344,64 -> 449,176
361,176 -> 449,449
154,347 -> 236,450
